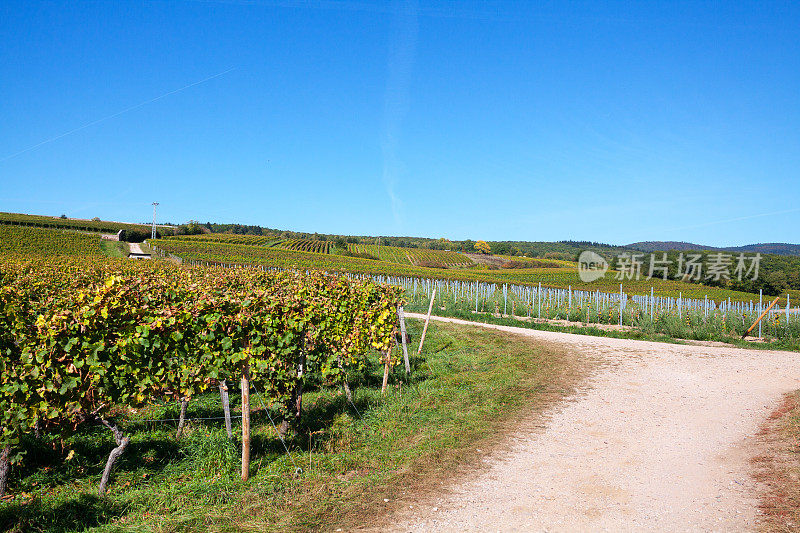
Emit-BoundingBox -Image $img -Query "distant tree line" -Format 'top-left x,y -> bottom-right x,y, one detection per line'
607,249 -> 800,297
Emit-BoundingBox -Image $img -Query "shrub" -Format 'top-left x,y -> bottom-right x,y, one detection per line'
119,229 -> 160,242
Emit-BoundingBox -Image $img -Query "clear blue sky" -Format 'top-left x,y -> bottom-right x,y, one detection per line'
1,1 -> 798,246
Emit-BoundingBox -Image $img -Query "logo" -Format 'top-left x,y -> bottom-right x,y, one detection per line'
578,251 -> 609,282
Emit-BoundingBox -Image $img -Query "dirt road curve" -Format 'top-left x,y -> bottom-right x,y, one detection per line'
391,314 -> 800,532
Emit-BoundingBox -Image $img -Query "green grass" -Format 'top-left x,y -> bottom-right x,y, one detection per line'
0,320 -> 584,532
100,240 -> 129,258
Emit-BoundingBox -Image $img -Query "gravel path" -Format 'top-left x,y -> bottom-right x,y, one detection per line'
387,314 -> 800,532
128,242 -> 145,254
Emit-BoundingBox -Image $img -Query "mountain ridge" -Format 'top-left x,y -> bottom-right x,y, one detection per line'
626,241 -> 800,256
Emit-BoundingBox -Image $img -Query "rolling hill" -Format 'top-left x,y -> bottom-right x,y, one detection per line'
627,241 -> 800,256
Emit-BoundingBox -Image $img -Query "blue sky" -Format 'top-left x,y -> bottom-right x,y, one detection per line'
1,1 -> 798,246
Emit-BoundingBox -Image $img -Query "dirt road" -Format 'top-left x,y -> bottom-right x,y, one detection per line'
128,242 -> 145,254
389,314 -> 800,532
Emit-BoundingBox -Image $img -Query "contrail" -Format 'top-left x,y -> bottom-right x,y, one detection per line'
662,207 -> 800,232
381,0 -> 418,228
1,67 -> 236,163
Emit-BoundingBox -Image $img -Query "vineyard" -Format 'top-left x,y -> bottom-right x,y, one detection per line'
347,243 -> 471,266
0,255 -> 403,503
0,225 -> 104,256
0,211 -> 154,234
398,277 -> 800,345
167,233 -> 283,246
150,239 -> 432,276
278,238 -> 331,254
467,253 -> 576,269
149,239 -> 781,303
3,221 -> 800,531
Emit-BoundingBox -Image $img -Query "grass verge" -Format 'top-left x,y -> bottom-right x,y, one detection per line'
751,391 -> 800,531
100,240 -> 129,258
0,320 -> 586,532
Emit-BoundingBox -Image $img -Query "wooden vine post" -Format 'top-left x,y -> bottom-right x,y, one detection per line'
0,259 -> 405,495
241,365 -> 251,482
176,398 -> 189,439
742,297 -> 781,339
381,346 -> 392,396
398,305 -> 410,373
294,344 -> 306,421
0,446 -> 11,498
219,380 -> 233,439
417,288 -> 436,356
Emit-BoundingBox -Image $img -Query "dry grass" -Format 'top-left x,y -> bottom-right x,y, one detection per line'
752,391 -> 800,532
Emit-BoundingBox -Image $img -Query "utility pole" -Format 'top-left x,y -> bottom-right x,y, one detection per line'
151,202 -> 159,239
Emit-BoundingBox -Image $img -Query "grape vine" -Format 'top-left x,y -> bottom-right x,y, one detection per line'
0,256 -> 403,494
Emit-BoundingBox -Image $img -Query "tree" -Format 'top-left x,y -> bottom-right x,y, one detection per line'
474,241 -> 491,255
176,221 -> 204,235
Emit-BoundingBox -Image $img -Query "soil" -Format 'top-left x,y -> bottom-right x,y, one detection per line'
376,314 -> 800,532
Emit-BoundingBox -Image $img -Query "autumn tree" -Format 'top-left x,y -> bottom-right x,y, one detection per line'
474,240 -> 491,254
